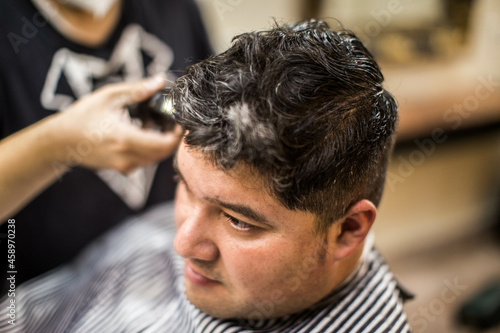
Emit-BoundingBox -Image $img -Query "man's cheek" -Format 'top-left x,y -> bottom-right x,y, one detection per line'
223,255 -> 261,287
225,255 -> 278,290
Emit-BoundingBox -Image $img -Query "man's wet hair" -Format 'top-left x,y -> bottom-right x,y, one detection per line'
172,19 -> 398,233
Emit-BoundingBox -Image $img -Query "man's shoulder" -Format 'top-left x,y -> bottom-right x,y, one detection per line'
36,202 -> 178,279
84,202 -> 177,257
294,247 -> 413,333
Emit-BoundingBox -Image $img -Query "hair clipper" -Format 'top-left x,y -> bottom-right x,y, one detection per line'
127,89 -> 176,132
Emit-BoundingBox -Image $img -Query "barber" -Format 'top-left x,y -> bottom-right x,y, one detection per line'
0,0 -> 212,292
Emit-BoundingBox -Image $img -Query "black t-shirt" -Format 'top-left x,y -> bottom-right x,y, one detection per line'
0,0 -> 212,292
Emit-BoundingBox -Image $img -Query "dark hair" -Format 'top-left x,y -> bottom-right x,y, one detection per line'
172,19 -> 398,233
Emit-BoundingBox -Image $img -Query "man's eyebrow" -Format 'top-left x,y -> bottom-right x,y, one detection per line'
173,152 -> 272,226
204,197 -> 271,226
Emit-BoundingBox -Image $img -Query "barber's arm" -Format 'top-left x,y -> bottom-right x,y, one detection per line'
0,75 -> 182,222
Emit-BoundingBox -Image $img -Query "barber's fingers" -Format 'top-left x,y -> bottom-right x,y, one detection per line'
92,127 -> 181,174
110,127 -> 182,174
96,74 -> 167,106
120,125 -> 183,162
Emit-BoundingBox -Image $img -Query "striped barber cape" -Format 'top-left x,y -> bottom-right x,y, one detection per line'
0,203 -> 412,333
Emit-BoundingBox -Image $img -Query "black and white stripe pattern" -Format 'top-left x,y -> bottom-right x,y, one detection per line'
0,203 -> 411,333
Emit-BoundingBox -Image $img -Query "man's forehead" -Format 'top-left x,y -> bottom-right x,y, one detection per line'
175,140 -> 264,188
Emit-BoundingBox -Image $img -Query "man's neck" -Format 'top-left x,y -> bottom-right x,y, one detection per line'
31,0 -> 122,47
326,232 -> 374,295
332,241 -> 366,286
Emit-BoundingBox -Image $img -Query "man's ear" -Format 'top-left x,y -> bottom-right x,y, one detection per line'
333,199 -> 376,261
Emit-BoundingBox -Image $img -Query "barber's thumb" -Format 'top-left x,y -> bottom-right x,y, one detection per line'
142,74 -> 167,95
105,74 -> 167,105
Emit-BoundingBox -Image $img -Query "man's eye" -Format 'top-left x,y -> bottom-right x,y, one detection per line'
223,213 -> 254,231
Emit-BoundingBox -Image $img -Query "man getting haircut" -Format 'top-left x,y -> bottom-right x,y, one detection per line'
0,20 -> 411,333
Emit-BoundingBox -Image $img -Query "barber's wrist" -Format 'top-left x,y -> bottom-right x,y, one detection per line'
36,113 -> 74,171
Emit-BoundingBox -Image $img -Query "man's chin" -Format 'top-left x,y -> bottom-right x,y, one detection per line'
185,292 -> 234,318
184,288 -> 292,323
184,287 -> 249,319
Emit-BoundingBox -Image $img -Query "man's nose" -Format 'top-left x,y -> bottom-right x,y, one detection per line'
174,207 -> 219,261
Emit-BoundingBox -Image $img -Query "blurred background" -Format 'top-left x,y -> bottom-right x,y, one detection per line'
193,0 -> 500,332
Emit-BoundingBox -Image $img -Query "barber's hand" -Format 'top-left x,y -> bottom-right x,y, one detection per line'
48,75 -> 182,173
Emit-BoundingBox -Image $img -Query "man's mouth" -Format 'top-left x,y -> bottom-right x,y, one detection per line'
184,261 -> 220,287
